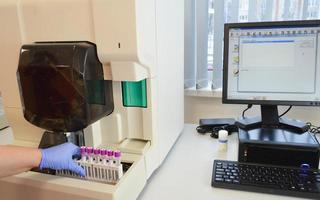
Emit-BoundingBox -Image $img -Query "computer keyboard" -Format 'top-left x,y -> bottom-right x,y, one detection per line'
212,160 -> 320,199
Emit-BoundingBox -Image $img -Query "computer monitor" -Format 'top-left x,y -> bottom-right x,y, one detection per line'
222,20 -> 320,132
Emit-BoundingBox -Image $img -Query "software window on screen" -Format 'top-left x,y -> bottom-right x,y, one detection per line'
227,27 -> 320,102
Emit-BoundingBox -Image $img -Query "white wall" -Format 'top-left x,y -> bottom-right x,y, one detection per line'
0,98 -> 8,129
185,95 -> 320,125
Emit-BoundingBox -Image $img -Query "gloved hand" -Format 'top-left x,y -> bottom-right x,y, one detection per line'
39,143 -> 85,177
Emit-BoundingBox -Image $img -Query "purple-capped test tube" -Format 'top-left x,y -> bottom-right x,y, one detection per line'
100,149 -> 107,156
93,148 -> 101,163
100,149 -> 107,165
80,146 -> 87,161
107,150 -> 114,165
86,147 -> 94,163
93,148 -> 101,155
87,147 -> 93,154
114,150 -> 122,166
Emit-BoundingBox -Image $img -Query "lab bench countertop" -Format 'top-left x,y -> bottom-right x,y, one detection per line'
138,124 -> 319,200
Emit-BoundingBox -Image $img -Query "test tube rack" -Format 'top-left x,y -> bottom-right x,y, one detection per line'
56,147 -> 123,184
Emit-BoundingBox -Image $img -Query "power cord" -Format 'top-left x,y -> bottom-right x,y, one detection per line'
306,122 -> 320,134
306,122 -> 320,145
278,106 -> 292,118
0,126 -> 9,131
196,124 -> 237,138
242,105 -> 292,118
242,104 -> 252,118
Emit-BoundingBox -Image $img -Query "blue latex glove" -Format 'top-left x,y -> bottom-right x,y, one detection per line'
39,143 -> 85,177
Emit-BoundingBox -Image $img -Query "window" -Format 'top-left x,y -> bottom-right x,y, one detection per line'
185,0 -> 320,93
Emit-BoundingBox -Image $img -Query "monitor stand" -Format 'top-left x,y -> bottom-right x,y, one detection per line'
236,105 -> 309,134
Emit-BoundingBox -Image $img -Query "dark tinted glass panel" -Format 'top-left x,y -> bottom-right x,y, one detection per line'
17,42 -> 114,132
18,64 -> 85,119
86,80 -> 105,105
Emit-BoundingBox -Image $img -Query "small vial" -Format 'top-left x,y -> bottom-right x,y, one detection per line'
100,149 -> 107,165
107,150 -> 114,165
93,148 -> 101,163
113,150 -> 123,181
218,130 -> 228,152
93,148 -> 102,180
107,150 -> 114,182
86,147 -> 94,179
87,147 -> 94,163
114,151 -> 121,166
80,146 -> 87,162
78,146 -> 91,179
100,149 -> 107,180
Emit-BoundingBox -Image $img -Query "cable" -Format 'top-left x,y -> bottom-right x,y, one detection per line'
306,122 -> 320,134
0,126 -> 9,131
242,104 -> 252,118
306,122 -> 320,145
278,106 -> 292,118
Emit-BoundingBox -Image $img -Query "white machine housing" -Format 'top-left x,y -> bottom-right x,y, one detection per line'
0,0 -> 184,199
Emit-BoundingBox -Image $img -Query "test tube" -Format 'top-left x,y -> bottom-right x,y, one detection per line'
107,150 -> 114,182
101,149 -> 107,165
86,147 -> 94,179
87,147 -> 94,162
107,150 -> 114,165
114,151 -> 121,166
114,151 -> 123,181
80,146 -> 87,162
79,146 -> 89,178
218,130 -> 228,152
93,148 -> 101,180
100,149 -> 107,181
93,148 -> 101,163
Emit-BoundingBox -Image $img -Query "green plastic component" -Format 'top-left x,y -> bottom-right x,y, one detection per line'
122,79 -> 147,108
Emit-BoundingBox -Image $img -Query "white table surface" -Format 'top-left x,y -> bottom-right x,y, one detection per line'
138,124 -> 318,200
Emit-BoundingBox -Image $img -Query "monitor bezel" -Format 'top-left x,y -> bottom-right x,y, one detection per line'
222,20 -> 320,106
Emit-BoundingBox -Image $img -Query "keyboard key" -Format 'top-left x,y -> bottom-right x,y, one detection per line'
216,171 -> 225,175
233,180 -> 240,184
215,178 -> 224,182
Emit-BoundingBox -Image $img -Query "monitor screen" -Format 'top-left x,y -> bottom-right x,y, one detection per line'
223,20 -> 320,106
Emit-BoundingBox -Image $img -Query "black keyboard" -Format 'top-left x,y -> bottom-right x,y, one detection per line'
212,160 -> 320,199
